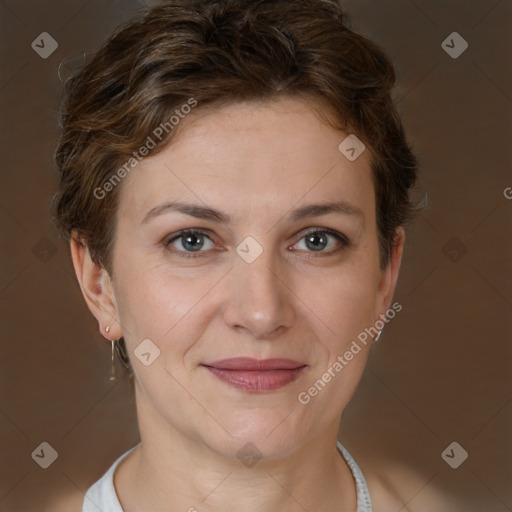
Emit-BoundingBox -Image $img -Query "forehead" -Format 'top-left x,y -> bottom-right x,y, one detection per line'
116,97 -> 374,226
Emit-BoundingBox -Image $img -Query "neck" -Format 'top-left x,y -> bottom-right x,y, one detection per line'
116,389 -> 357,512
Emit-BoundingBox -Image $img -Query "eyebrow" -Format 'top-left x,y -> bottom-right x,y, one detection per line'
140,200 -> 364,225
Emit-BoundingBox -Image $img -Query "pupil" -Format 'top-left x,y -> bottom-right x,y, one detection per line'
306,233 -> 327,251
183,233 -> 203,251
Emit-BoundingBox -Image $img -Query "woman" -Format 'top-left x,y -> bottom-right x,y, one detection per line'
52,0 -> 419,510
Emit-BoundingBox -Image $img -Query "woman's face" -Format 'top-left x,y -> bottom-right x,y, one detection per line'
101,96 -> 403,459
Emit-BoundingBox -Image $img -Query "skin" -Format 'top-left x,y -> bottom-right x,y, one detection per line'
71,96 -> 405,512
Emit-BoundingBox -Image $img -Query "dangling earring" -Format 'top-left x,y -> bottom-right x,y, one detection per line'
105,325 -> 118,381
114,337 -> 131,372
373,329 -> 382,343
109,339 -> 118,381
105,325 -> 130,381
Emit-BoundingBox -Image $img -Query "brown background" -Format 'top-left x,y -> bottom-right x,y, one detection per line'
0,0 -> 510,511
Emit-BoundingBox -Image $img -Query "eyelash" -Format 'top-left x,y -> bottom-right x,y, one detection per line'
164,228 -> 351,259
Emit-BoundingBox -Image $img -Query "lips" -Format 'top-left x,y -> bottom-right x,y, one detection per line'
201,358 -> 307,392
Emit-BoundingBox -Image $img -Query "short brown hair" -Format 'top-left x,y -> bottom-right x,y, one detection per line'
52,0 -> 419,274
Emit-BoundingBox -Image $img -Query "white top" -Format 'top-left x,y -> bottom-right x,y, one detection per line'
83,440 -> 372,512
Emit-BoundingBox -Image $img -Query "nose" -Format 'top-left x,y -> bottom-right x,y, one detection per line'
222,243 -> 295,340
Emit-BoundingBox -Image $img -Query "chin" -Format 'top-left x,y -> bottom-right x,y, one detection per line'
199,409 -> 315,462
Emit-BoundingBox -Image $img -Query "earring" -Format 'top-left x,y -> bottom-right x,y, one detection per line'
109,339 -> 118,381
104,325 -> 118,381
105,325 -> 130,380
373,330 -> 382,343
114,337 -> 131,371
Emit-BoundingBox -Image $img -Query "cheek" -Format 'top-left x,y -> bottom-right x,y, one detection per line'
309,262 -> 379,350
294,271 -> 377,420
112,255 -> 224,353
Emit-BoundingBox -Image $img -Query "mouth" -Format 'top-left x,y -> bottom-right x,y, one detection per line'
201,358 -> 308,392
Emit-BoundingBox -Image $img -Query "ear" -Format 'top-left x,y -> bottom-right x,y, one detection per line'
374,226 -> 405,320
70,232 -> 123,340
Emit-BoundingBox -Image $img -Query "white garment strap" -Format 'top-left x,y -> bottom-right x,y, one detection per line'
337,441 -> 373,512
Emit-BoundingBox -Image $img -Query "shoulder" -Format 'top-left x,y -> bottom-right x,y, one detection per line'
83,444 -> 140,512
365,469 -> 447,512
82,465 -> 120,512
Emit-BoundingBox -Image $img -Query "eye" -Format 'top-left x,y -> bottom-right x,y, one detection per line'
291,228 -> 350,255
164,227 -> 350,259
165,229 -> 217,258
